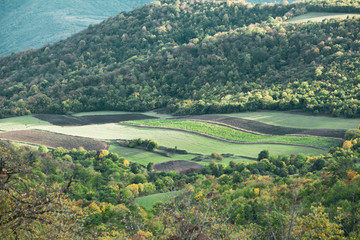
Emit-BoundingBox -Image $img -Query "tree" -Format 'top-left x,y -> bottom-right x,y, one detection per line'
146,140 -> 159,151
258,150 -> 269,161
0,141 -> 84,239
147,162 -> 154,172
130,163 -> 142,174
293,154 -> 306,169
131,174 -> 147,184
312,158 -> 325,171
344,129 -> 360,140
291,206 -> 345,240
153,187 -> 234,239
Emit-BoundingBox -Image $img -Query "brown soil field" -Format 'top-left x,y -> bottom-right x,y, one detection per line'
180,115 -> 345,139
0,130 -> 108,151
35,113 -> 157,126
153,160 -> 204,173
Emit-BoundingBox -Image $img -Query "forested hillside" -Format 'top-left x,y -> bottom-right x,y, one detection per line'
0,0 -> 294,56
1,0 -> 360,118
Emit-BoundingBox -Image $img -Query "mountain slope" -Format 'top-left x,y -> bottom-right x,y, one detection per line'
0,0 -> 296,56
1,0 -> 360,118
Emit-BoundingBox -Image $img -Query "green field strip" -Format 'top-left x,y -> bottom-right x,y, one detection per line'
72,110 -> 173,119
223,111 -> 360,129
109,144 -> 199,165
135,191 -> 178,209
109,143 -> 255,166
125,120 -> 340,149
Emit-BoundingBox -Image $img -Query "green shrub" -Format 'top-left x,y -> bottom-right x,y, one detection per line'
146,140 -> 159,151
344,129 -> 360,140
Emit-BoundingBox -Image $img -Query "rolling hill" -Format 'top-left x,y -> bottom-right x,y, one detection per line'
1,0 -> 360,119
1,1 -> 360,239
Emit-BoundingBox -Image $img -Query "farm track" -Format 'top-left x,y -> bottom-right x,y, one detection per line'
178,115 -> 345,139
120,123 -> 328,150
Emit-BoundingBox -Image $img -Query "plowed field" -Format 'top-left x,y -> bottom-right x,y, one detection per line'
35,113 -> 157,126
0,129 -> 108,151
153,160 -> 204,173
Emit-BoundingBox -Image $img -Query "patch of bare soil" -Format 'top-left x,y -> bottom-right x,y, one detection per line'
180,115 -> 345,139
153,160 -> 204,173
0,130 -> 108,151
35,113 -> 157,126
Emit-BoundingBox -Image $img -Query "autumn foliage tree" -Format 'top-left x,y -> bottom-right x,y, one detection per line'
0,141 -> 84,239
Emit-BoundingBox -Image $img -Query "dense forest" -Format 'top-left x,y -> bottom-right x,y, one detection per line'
1,0 -> 360,118
1,128 -> 360,238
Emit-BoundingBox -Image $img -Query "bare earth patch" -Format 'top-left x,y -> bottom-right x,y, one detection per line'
153,160 -> 204,173
0,129 -> 108,151
35,113 -> 158,126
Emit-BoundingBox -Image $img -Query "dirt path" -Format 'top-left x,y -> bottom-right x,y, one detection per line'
119,123 -> 328,150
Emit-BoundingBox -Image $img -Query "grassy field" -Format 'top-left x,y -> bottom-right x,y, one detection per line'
0,111 -> 350,165
0,115 -> 51,131
109,144 -> 199,165
36,124 -> 327,157
109,144 -> 254,165
135,191 -> 178,209
287,12 -> 360,23
73,110 -> 173,119
223,111 -> 360,129
126,120 -> 340,149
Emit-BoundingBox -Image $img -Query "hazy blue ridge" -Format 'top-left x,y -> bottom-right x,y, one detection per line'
0,0 -> 154,56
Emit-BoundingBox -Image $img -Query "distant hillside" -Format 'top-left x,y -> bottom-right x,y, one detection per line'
0,0 -> 154,56
1,0 -> 360,118
0,0 -> 296,56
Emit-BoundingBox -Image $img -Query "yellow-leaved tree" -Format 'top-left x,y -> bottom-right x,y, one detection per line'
0,141 -> 85,239
291,205 -> 345,240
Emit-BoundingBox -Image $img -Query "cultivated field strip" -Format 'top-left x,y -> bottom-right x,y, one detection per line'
121,122 -> 336,150
179,115 -> 346,139
35,113 -> 158,126
0,129 -> 108,151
